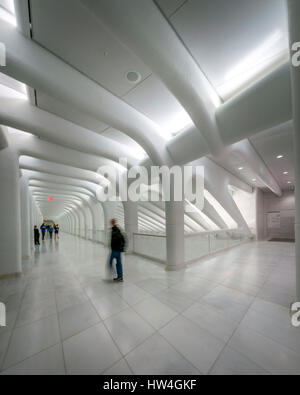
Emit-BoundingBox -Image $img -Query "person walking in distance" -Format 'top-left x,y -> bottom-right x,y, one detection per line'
34,226 -> 40,245
109,218 -> 126,282
40,222 -> 47,241
48,224 -> 54,240
54,224 -> 59,240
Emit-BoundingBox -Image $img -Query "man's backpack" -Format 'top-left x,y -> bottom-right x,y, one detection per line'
111,227 -> 126,252
119,232 -> 126,252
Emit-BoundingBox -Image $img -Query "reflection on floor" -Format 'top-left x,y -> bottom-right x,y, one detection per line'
0,233 -> 298,375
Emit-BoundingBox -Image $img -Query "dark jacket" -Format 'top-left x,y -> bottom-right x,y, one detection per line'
34,228 -> 39,238
40,224 -> 47,233
111,226 -> 125,252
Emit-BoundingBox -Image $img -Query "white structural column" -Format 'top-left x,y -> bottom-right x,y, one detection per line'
66,215 -> 72,233
0,132 -> 22,276
255,188 -> 265,241
20,177 -> 31,259
165,176 -> 185,271
288,0 -> 300,300
123,201 -> 138,253
165,201 -> 185,271
29,193 -> 35,251
64,210 -> 75,234
73,209 -> 81,237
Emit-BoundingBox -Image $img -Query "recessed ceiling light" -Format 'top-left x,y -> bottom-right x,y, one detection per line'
125,71 -> 141,84
238,167 -> 244,170
283,171 -> 288,175
287,181 -> 292,184
276,155 -> 284,159
252,179 -> 257,182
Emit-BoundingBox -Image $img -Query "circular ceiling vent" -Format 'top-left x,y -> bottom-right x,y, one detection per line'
125,71 -> 141,84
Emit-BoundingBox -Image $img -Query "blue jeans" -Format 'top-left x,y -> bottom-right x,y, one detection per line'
109,250 -> 123,278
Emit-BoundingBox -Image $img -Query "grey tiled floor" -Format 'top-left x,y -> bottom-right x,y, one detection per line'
0,234 -> 298,375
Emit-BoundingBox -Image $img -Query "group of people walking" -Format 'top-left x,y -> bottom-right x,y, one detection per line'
34,217 -> 126,282
34,222 -> 59,245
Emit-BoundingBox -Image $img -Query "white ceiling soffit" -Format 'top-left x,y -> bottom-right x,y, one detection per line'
100,128 -> 147,160
250,122 -> 294,190
210,152 -> 266,190
155,0 -> 187,17
29,0 -> 151,97
0,0 -> 14,13
0,72 -> 27,100
0,72 -> 26,95
0,0 -> 15,25
29,0 -> 193,141
164,0 -> 289,101
123,74 -> 193,139
36,91 -> 108,134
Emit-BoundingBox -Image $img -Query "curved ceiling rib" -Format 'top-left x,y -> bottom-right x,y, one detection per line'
32,191 -> 93,218
216,62 -> 292,146
11,133 -> 121,177
81,0 -> 222,156
29,181 -> 95,199
0,19 -> 171,166
0,99 -> 138,166
19,156 -> 103,186
23,170 -> 99,196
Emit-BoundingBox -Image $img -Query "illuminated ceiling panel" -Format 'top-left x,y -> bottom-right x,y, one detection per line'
167,0 -> 289,101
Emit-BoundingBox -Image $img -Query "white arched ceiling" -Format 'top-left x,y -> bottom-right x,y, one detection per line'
0,18 -> 172,165
16,132 -> 214,234
7,104 -> 251,234
19,156 -> 104,186
28,180 -> 94,198
20,164 -> 107,227
11,133 -> 124,177
33,193 -> 90,233
23,171 -> 100,196
157,0 -> 288,96
81,0 -> 223,157
80,0 -> 282,197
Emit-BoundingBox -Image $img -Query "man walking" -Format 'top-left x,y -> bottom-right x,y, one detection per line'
109,218 -> 126,282
34,226 -> 40,245
40,222 -> 47,241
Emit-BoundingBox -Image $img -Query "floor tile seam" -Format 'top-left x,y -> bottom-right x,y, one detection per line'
79,277 -> 136,375
53,283 -> 68,375
206,292 -> 271,375
0,281 -> 29,372
1,340 -> 62,373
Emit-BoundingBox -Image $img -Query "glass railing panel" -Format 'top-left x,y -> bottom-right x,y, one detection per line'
133,233 -> 167,262
209,231 -> 229,253
184,233 -> 210,261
